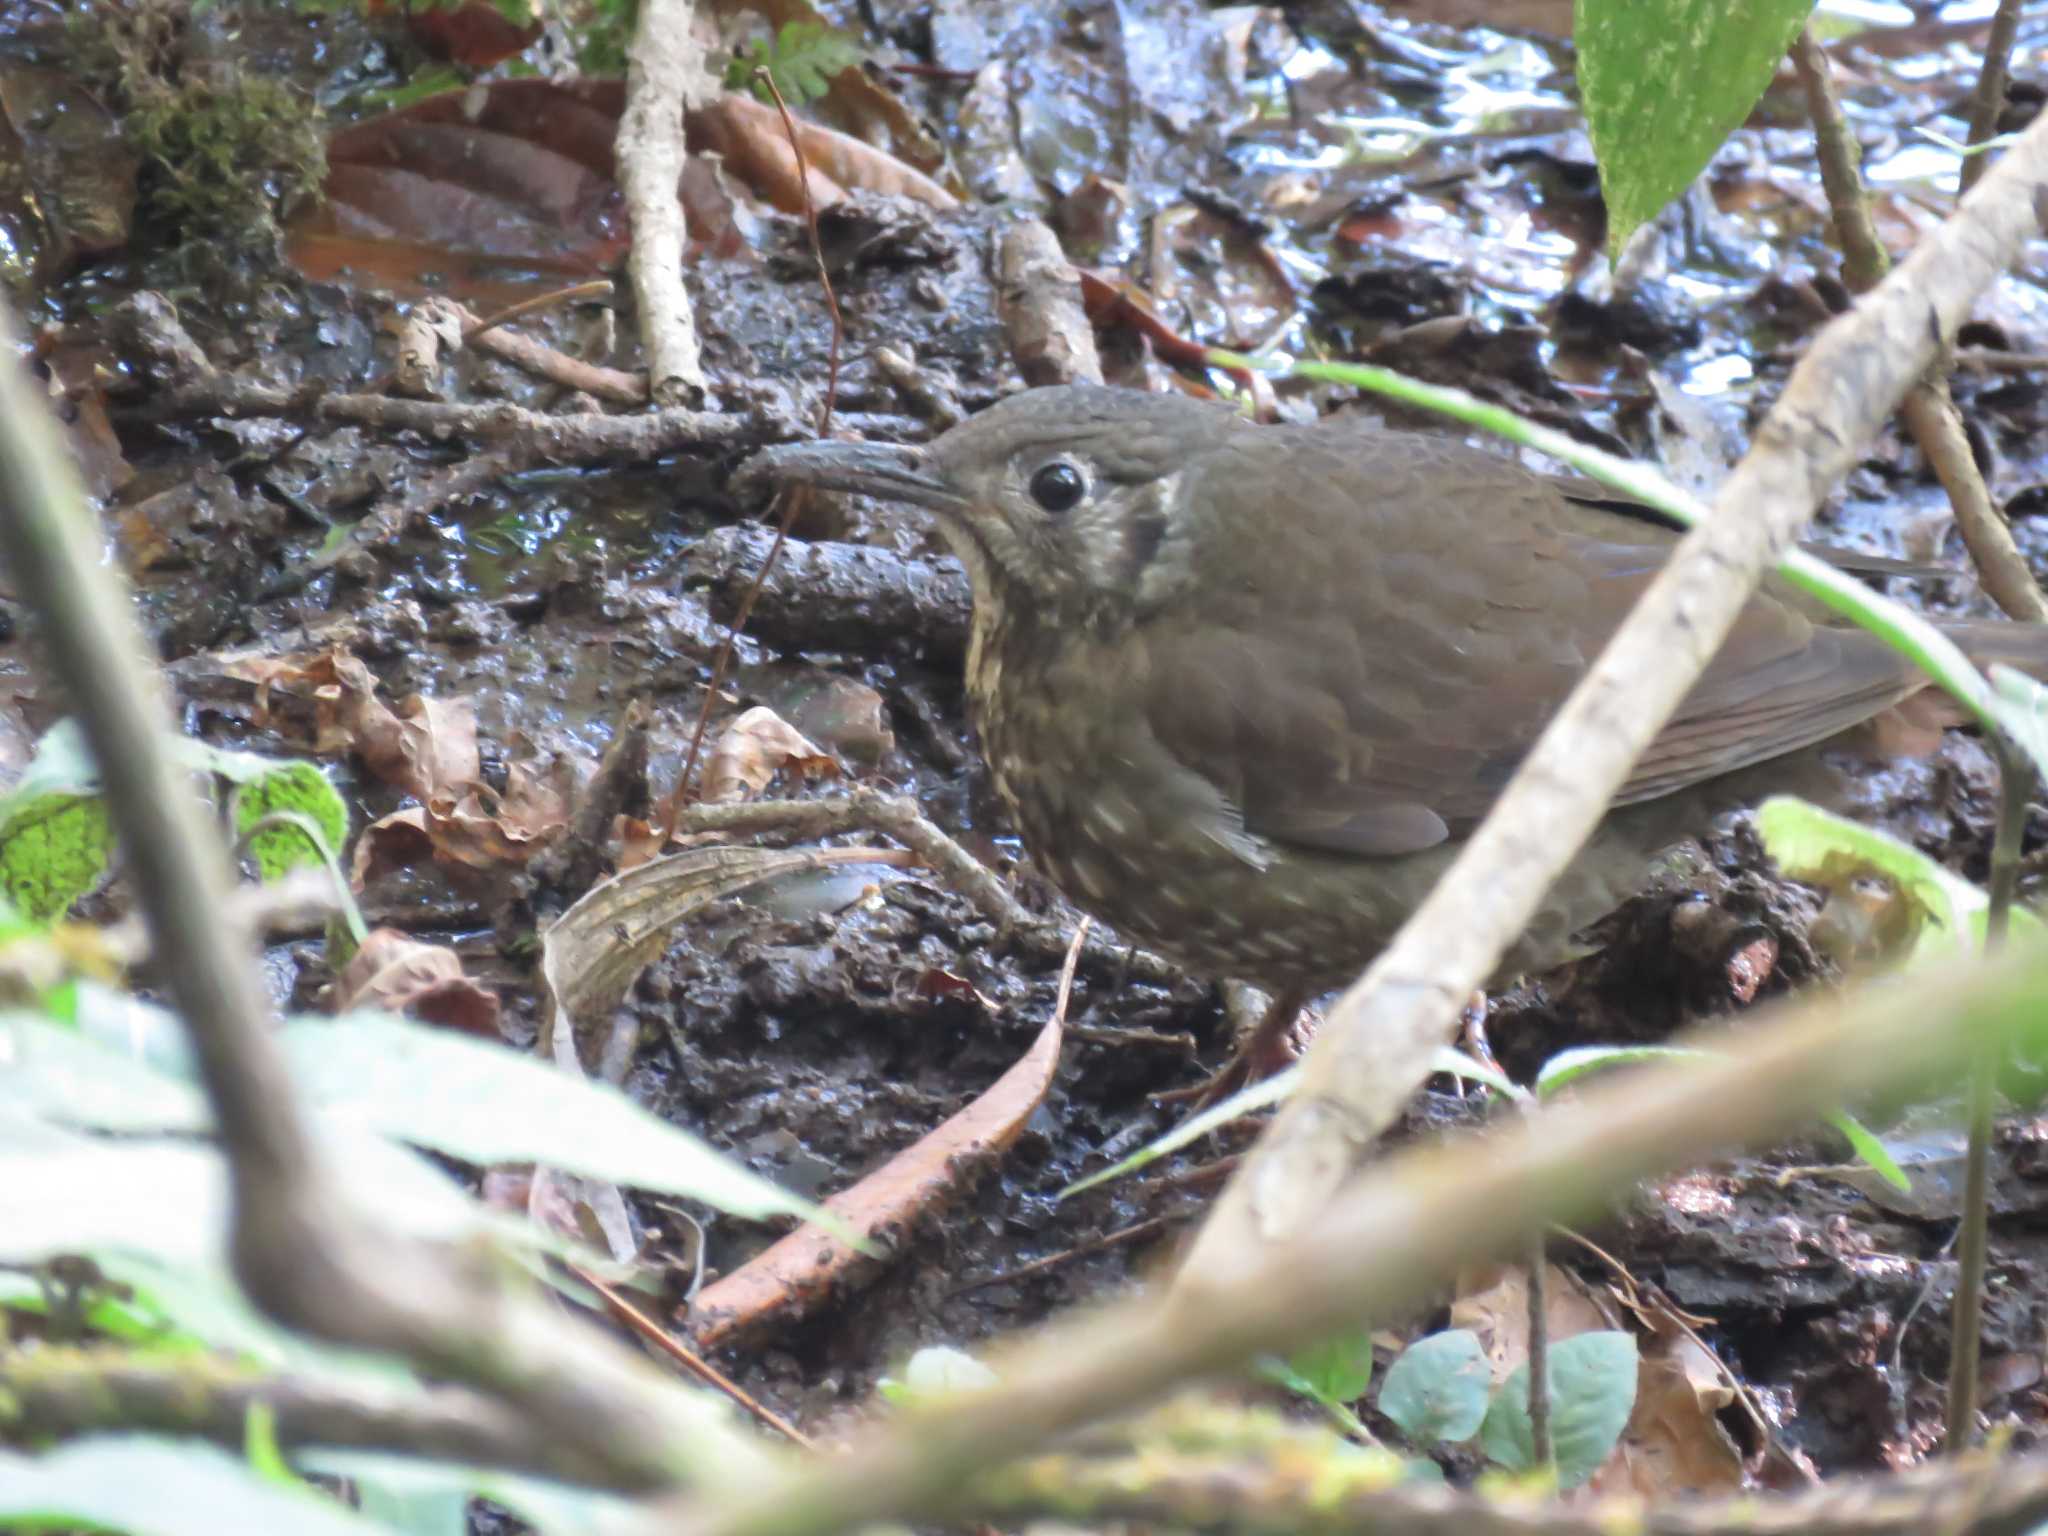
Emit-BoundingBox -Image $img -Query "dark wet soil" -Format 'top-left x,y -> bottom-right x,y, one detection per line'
16,0 -> 2048,1485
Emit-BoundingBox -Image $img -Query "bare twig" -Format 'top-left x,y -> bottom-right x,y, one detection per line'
1792,28 -> 2047,624
666,790 -> 1180,985
1526,1242 -> 1552,1471
616,0 -> 706,404
973,1429 -> 2048,1536
667,69 -> 844,827
450,292 -> 647,406
570,1263 -> 814,1447
1,1347 -> 650,1490
1170,88 -> 2048,1305
1945,741 -> 2033,1452
998,220 -> 1104,388
1959,0 -> 2024,195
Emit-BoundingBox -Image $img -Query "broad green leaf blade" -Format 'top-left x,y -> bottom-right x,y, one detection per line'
282,1013 -> 832,1228
0,1008 -> 211,1132
0,1437 -> 396,1536
1262,1326 -> 1376,1408
1479,1330 -> 1638,1487
1755,795 -> 1982,964
1377,1328 -> 1491,1445
1824,1110 -> 1911,1192
304,1453 -> 642,1536
1577,0 -> 1819,255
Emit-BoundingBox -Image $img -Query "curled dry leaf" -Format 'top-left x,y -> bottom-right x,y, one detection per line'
1450,1261 -> 1619,1378
539,842 -> 904,1070
1591,1310 -> 1746,1498
702,704 -> 838,804
333,926 -> 502,1037
683,1006 -> 1065,1351
220,647 -> 568,877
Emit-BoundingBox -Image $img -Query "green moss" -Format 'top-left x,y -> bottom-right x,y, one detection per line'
70,0 -> 326,256
231,760 -> 348,881
0,794 -> 114,924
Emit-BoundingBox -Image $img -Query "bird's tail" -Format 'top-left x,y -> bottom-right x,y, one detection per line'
1941,620 -> 2048,683
1869,620 -> 2048,755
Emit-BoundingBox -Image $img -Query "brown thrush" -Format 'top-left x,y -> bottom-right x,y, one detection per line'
738,385 -> 2044,1082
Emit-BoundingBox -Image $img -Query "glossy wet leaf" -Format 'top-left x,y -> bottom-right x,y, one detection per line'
1577,0 -> 1819,255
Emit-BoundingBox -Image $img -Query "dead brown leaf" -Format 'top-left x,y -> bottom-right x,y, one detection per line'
333,926 -> 501,1037
702,705 -> 838,804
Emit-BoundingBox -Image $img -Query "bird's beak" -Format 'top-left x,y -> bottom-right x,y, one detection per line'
733,439 -> 966,513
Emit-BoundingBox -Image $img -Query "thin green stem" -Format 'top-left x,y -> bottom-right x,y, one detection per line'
234,810 -> 370,946
1945,742 -> 2031,1452
1208,351 -> 2000,736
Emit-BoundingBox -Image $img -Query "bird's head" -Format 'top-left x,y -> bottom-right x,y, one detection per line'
736,385 -> 1227,630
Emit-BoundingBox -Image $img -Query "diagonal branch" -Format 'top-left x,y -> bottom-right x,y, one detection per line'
0,304 -> 763,1495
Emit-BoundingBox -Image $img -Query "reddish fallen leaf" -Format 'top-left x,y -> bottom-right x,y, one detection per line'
333,926 -> 501,1036
36,333 -> 133,502
1078,268 -> 1254,388
285,78 -> 953,297
690,91 -> 955,214
1591,1305 -> 1745,1497
913,967 -> 997,1013
682,1006 -> 1064,1350
368,0 -> 543,70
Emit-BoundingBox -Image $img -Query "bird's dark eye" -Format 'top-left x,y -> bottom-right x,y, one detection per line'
1028,460 -> 1087,514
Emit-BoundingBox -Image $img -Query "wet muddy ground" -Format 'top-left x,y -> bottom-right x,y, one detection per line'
12,0 -> 2048,1489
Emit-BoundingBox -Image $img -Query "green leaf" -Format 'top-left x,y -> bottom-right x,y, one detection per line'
0,1436 -> 396,1536
1576,0 -> 1819,256
1377,1329 -> 1491,1445
281,1013 -> 841,1231
1824,1109 -> 1911,1192
1061,1046 -> 1513,1199
304,1452 -> 644,1536
0,792 -> 112,922
1479,1330 -> 1638,1487
1535,1043 -> 1712,1099
726,20 -> 864,103
230,761 -> 349,882
1260,1326 -> 1376,1408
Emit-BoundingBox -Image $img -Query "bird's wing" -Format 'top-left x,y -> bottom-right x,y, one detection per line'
1136,424 -> 1920,860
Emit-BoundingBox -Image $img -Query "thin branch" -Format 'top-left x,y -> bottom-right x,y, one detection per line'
1959,0 -> 2024,195
617,0 -> 705,404
1,1347 -> 650,1490
1792,28 -> 2047,624
1944,741 -> 2032,1451
0,302 -> 766,1495
1171,93 -> 2048,1311
668,69 -> 843,824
